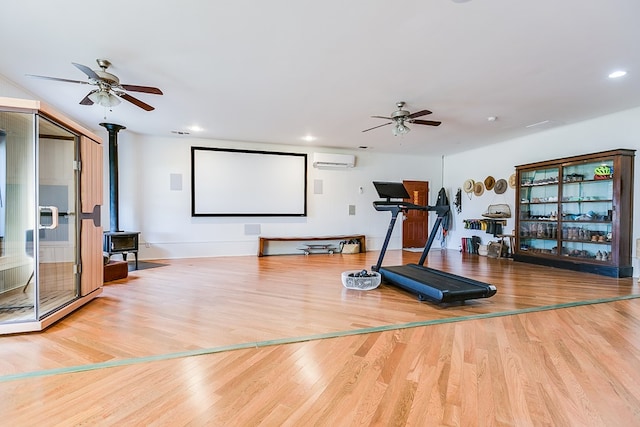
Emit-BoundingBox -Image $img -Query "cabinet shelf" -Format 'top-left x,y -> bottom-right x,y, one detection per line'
561,239 -> 611,245
514,149 -> 634,278
562,220 -> 611,224
562,178 -> 612,184
561,199 -> 613,203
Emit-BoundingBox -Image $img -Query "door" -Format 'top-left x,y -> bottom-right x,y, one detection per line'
402,180 -> 429,248
36,116 -> 80,317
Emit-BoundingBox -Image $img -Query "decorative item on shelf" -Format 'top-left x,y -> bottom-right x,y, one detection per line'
494,179 -> 508,194
594,165 -> 612,180
484,176 -> 496,191
564,173 -> 584,182
482,204 -> 511,218
473,181 -> 484,196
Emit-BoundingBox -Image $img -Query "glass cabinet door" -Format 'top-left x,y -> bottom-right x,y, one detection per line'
37,116 -> 79,318
0,111 -> 37,323
560,159 -> 614,262
0,112 -> 79,325
518,167 -> 559,255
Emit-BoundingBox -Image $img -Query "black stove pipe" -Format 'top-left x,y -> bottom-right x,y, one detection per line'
99,123 -> 126,233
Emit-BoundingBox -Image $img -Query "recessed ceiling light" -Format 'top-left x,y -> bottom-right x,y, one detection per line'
608,70 -> 627,79
302,135 -> 316,142
188,125 -> 204,132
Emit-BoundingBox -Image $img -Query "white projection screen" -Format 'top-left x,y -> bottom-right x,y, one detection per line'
191,147 -> 307,216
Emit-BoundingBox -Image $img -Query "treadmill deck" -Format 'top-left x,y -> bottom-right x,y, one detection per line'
380,264 -> 497,303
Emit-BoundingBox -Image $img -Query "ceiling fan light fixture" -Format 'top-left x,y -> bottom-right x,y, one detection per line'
88,90 -> 121,107
392,122 -> 410,136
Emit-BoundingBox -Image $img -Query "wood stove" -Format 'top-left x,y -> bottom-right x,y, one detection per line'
100,123 -> 140,270
104,231 -> 139,269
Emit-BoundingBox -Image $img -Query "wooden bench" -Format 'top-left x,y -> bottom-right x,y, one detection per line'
258,235 -> 366,256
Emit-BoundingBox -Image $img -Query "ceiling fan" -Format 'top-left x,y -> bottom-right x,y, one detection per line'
27,59 -> 163,111
362,101 -> 441,135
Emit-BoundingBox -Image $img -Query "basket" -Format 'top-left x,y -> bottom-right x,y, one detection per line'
341,270 -> 381,290
482,203 -> 511,218
341,243 -> 360,254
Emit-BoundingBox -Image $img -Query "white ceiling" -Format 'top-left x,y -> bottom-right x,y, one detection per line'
1,0 -> 639,155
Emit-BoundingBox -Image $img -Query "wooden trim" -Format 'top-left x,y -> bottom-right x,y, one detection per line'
0,96 -> 102,142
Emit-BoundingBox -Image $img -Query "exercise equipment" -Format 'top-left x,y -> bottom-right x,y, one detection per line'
371,181 -> 497,303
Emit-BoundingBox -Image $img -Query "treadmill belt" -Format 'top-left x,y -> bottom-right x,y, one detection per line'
380,264 -> 497,303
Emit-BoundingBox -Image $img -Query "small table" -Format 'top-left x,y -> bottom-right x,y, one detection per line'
497,234 -> 516,258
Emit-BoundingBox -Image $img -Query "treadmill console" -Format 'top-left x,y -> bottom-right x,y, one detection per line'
372,181 -> 410,201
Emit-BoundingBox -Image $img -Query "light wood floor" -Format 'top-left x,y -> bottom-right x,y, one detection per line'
0,249 -> 639,425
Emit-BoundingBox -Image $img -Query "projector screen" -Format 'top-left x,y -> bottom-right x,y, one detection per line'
191,147 -> 307,216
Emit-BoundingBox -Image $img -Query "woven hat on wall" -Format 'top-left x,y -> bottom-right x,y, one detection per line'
473,181 -> 485,196
463,179 -> 475,193
508,173 -> 517,188
494,178 -> 508,194
484,176 -> 496,191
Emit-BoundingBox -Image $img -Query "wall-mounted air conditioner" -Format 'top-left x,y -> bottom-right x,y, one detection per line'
312,152 -> 356,168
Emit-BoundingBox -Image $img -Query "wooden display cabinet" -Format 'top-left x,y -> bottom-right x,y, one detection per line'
514,149 -> 635,277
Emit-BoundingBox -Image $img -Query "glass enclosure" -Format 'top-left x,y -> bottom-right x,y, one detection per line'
0,111 -> 79,325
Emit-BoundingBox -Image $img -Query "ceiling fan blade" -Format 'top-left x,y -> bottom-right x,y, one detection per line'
120,84 -> 163,95
362,122 -> 392,132
26,74 -> 91,85
371,115 -> 393,120
72,62 -> 100,80
407,110 -> 432,119
118,93 -> 155,111
79,92 -> 95,105
412,119 -> 441,126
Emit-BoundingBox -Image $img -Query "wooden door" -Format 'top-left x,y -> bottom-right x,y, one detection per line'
80,136 -> 104,295
402,180 -> 429,248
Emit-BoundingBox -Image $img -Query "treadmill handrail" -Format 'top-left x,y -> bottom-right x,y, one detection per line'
372,200 -> 448,272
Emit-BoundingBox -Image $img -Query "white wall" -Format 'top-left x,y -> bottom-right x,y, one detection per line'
444,107 -> 640,277
2,72 -> 638,275
0,73 -> 38,99
108,132 -> 443,259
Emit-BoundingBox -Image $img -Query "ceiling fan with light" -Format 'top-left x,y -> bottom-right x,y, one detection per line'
362,101 -> 441,135
27,59 -> 163,111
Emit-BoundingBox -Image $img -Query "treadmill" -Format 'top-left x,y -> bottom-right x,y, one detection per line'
371,181 -> 497,303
